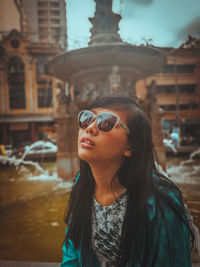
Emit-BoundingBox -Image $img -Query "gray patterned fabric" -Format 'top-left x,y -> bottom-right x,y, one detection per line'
92,191 -> 127,267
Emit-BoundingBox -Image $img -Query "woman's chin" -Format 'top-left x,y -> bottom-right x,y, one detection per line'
78,150 -> 94,162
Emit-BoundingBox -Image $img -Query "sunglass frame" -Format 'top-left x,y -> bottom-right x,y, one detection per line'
78,110 -> 130,134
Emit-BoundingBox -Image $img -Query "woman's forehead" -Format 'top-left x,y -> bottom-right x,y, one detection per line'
91,107 -> 121,114
91,107 -> 129,121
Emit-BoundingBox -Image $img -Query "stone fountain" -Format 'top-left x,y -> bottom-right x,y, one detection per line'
48,0 -> 166,179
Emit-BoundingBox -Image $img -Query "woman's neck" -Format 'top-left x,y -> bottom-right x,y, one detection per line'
90,161 -> 125,206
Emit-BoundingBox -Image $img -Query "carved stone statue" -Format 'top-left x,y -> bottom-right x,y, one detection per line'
109,65 -> 121,93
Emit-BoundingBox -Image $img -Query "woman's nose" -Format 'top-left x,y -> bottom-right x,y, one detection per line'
86,120 -> 99,135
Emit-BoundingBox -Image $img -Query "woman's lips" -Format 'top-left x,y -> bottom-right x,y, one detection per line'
80,137 -> 95,149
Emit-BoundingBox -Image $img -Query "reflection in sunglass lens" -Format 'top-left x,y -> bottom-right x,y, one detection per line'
97,113 -> 117,132
79,111 -> 94,129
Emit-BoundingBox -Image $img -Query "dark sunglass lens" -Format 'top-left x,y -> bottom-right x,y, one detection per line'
97,113 -> 117,132
79,111 -> 94,129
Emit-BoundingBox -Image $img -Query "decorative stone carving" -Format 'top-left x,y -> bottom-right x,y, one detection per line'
141,80 -> 166,167
109,65 -> 121,93
82,82 -> 98,101
56,85 -> 70,114
126,81 -> 136,98
89,0 -> 122,45
179,35 -> 200,49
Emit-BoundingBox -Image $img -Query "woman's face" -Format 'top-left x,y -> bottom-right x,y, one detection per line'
78,107 -> 131,165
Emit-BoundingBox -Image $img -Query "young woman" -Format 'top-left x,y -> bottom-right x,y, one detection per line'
61,95 -> 194,267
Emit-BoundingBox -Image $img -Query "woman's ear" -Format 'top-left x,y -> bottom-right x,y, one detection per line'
124,148 -> 131,157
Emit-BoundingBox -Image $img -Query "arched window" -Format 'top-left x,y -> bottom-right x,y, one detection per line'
7,56 -> 26,109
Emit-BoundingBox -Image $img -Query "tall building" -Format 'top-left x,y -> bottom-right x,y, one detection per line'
0,0 -> 67,148
22,0 -> 67,48
136,37 -> 200,146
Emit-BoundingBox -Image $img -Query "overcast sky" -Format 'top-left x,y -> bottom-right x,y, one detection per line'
66,0 -> 200,50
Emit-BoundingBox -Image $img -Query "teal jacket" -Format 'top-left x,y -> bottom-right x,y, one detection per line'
61,181 -> 192,267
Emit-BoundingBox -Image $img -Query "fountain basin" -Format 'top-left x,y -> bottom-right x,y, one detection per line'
48,43 -> 166,82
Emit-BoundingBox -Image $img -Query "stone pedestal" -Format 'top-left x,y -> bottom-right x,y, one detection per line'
55,114 -> 79,180
141,80 -> 166,171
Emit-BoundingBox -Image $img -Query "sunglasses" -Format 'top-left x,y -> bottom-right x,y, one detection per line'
78,110 -> 130,134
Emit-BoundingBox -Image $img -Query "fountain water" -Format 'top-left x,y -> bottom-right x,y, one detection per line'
0,150 -> 199,262
191,148 -> 200,160
166,148 -> 200,185
21,140 -> 57,161
167,156 -> 200,185
163,138 -> 177,154
0,155 -> 44,173
166,149 -> 200,261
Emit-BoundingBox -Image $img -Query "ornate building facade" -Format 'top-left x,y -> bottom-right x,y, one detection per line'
136,38 -> 200,145
0,0 -> 67,147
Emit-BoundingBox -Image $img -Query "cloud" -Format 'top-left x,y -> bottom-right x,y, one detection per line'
126,0 -> 154,6
121,0 -> 154,19
177,16 -> 200,41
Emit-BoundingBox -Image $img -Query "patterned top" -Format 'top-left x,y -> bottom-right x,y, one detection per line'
92,191 -> 128,267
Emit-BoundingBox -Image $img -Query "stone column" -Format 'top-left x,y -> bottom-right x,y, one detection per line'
54,86 -> 79,180
30,122 -> 37,142
3,123 -> 7,145
27,55 -> 34,113
141,80 -> 166,170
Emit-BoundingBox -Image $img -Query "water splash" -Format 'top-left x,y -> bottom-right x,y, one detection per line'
21,140 -> 57,161
0,155 -> 44,173
163,138 -> 177,154
53,180 -> 73,191
167,148 -> 200,184
27,171 -> 61,182
190,148 -> 200,160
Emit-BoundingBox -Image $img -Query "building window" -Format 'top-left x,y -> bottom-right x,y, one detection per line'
177,65 -> 195,73
38,18 -> 48,25
162,65 -> 174,73
156,84 -> 196,94
37,79 -> 52,86
51,27 -> 61,40
160,103 -> 198,111
162,64 -> 195,73
50,2 -> 60,8
38,10 -> 48,16
160,105 -> 176,111
38,26 -> 48,33
36,56 -> 49,74
38,88 -> 53,108
156,85 -> 174,94
11,39 -> 20,48
7,56 -> 26,109
50,10 -> 60,16
37,2 -> 48,8
178,84 -> 196,94
51,18 -> 60,24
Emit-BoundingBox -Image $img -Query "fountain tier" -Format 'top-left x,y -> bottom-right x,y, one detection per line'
48,43 -> 165,83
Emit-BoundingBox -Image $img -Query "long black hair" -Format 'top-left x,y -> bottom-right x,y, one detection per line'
64,95 -> 194,266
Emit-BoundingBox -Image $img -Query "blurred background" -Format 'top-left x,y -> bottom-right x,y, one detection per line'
0,0 -> 199,264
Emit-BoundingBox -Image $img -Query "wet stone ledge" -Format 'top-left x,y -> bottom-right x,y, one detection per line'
0,261 -> 200,267
0,261 -> 60,267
